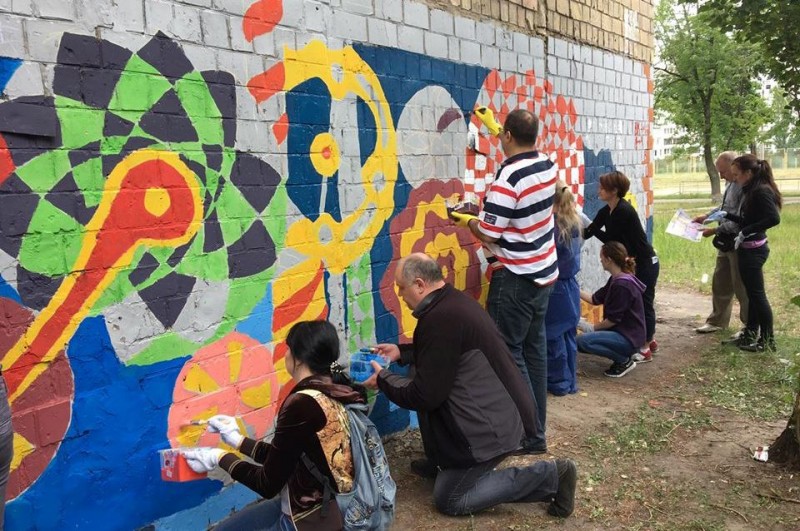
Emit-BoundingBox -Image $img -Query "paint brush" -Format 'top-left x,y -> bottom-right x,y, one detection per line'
188,419 -> 208,426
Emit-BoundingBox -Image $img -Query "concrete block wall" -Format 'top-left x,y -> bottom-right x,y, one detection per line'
0,0 -> 653,528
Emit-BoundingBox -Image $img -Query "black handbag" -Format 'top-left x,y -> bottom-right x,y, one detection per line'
712,232 -> 736,252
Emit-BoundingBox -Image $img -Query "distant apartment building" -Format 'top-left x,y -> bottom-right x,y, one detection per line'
652,119 -> 685,160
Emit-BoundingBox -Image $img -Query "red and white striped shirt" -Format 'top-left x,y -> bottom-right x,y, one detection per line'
477,150 -> 559,285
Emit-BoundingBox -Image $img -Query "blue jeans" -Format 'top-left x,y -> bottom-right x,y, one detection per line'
487,268 -> 553,444
213,498 -> 294,531
576,331 -> 636,364
433,456 -> 558,516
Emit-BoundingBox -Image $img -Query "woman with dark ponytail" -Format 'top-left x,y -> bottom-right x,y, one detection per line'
724,154 -> 782,352
577,242 -> 647,378
183,320 -> 368,530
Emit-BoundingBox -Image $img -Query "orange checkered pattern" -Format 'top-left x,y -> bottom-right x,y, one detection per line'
465,69 -> 585,209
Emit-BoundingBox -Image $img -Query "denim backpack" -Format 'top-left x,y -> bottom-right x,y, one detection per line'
298,390 -> 396,530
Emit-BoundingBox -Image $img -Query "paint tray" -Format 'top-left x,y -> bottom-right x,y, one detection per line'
159,449 -> 207,482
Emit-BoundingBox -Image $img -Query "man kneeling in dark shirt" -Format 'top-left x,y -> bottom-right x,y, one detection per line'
363,252 -> 577,517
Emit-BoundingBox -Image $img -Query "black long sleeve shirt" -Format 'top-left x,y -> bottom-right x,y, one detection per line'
724,183 -> 780,241
584,199 -> 655,265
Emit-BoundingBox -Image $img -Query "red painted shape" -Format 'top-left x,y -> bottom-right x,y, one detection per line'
0,134 -> 14,187
273,113 -> 289,145
322,146 -> 331,159
247,63 -> 285,104
484,70 -> 500,95
4,159 -> 197,398
0,298 -> 73,501
271,262 -> 325,333
556,95 -> 567,115
243,0 -> 284,42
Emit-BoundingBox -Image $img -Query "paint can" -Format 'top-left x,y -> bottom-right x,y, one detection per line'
159,449 -> 208,482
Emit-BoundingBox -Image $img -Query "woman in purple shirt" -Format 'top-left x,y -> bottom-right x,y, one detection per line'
577,242 -> 646,378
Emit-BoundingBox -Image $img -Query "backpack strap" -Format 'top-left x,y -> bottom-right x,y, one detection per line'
300,453 -> 335,518
295,388 -> 339,519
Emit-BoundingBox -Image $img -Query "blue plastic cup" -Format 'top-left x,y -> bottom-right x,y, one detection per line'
349,349 -> 389,382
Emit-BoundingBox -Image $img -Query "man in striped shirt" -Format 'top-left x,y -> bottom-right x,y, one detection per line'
451,109 -> 558,452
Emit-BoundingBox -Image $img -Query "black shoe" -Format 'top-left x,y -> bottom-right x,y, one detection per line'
410,458 -> 438,479
547,459 -> 577,517
721,329 -> 745,345
731,330 -> 757,348
604,358 -> 636,378
514,436 -> 547,455
739,338 -> 776,353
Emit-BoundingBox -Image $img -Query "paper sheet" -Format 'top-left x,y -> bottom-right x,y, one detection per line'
665,208 -> 704,242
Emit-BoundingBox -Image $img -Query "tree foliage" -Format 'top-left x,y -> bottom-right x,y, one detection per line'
701,0 -> 800,113
654,0 -> 769,198
763,87 -> 800,149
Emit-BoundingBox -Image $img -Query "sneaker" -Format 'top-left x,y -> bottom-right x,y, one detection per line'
604,359 -> 636,378
410,458 -> 438,479
632,349 -> 653,363
739,338 -> 776,353
732,331 -> 758,348
547,459 -> 577,517
695,324 -> 722,333
649,340 -> 659,353
721,329 -> 747,345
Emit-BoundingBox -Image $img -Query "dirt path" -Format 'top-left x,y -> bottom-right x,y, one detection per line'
385,286 -> 797,530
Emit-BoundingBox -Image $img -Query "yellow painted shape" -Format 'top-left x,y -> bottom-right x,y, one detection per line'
275,357 -> 292,385
184,364 -> 220,394
241,379 -> 272,409
175,406 -> 218,447
281,41 -> 398,273
392,194 -> 484,339
144,187 -> 171,217
309,132 -> 341,178
227,340 -> 243,385
11,431 -> 35,472
271,259 -> 328,342
624,190 -> 639,212
176,423 -> 209,447
3,150 -> 203,403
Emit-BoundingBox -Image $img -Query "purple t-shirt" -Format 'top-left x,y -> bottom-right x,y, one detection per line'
592,273 -> 646,348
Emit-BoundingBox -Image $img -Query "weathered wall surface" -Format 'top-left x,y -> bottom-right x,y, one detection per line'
0,0 -> 653,528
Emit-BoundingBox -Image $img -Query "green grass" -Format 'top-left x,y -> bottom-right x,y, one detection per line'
586,404 -> 711,458
689,344 -> 798,421
653,168 -> 800,198
653,202 -> 800,418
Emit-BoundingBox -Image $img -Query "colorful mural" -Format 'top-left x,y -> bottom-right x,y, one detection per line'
0,2 -> 653,527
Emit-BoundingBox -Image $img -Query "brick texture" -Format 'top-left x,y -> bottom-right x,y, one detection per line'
422,0 -> 654,62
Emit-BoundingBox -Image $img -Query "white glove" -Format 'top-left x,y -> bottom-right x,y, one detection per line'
206,415 -> 244,449
182,447 -> 226,473
704,210 -> 727,224
734,231 -> 745,249
577,319 -> 594,333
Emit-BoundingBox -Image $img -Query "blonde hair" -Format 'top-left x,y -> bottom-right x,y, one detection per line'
554,180 -> 582,245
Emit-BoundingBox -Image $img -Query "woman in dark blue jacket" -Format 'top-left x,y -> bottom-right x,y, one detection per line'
725,154 -> 782,352
545,182 -> 582,395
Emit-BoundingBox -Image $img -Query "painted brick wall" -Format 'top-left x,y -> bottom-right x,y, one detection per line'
0,0 -> 653,528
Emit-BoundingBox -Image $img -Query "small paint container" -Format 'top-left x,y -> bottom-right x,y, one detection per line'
349,350 -> 389,382
159,449 -> 207,482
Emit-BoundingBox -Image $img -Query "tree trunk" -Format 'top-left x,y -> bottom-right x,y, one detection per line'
702,142 -> 721,201
769,391 -> 800,469
701,99 -> 721,202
